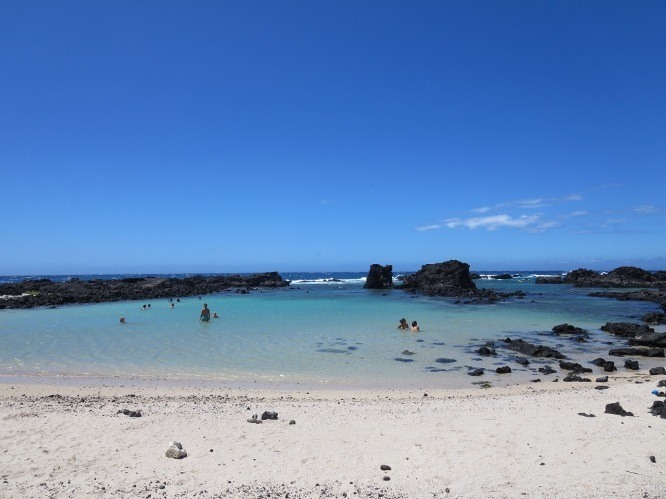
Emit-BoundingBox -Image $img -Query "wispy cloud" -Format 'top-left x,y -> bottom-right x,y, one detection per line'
416,193 -> 660,235
417,214 -> 539,231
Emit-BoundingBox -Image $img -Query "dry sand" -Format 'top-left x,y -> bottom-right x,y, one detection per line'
1,372 -> 665,498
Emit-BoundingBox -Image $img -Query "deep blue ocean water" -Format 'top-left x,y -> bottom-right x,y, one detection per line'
1,272 -> 663,389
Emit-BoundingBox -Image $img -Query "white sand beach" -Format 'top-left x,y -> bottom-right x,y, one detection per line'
1,372 -> 665,498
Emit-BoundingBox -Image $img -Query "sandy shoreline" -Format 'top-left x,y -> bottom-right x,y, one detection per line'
1,373 -> 665,498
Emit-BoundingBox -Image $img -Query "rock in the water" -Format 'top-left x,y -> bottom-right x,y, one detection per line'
477,342 -> 496,356
624,359 -> 640,370
380,465 -> 391,471
605,402 -> 633,417
468,368 -> 484,376
600,323 -> 654,338
165,441 -> 187,459
261,411 -> 278,420
609,347 -> 664,357
515,357 -> 530,366
559,361 -> 592,373
596,376 -> 609,383
552,324 -> 587,335
535,276 -> 563,284
650,367 -> 666,375
364,264 -> 393,289
629,332 -> 666,348
435,358 -> 456,364
538,365 -> 557,375
496,366 -> 512,374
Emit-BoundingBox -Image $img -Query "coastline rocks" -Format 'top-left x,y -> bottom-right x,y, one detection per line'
477,342 -> 496,356
535,276 -> 563,284
0,272 -> 290,309
604,402 -> 633,417
496,366 -> 512,374
559,361 -> 592,373
596,376 -> 609,383
628,332 -> 666,348
600,322 -> 654,338
261,411 -> 278,420
468,368 -> 484,376
499,338 -> 565,359
648,400 -> 666,418
650,367 -> 666,375
563,374 -> 591,382
538,365 -> 557,375
564,266 -> 665,288
624,360 -> 640,370
363,264 -> 393,290
552,324 -> 587,336
641,312 -> 665,324
165,441 -> 187,459
609,347 -> 664,357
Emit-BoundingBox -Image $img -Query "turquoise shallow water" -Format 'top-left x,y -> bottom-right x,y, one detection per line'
0,273 -> 662,388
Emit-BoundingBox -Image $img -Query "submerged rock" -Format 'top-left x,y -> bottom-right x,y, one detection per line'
500,338 -> 565,359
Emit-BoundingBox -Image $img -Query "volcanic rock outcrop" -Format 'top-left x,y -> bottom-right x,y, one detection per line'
363,264 -> 393,289
0,272 -> 289,309
399,260 -> 522,303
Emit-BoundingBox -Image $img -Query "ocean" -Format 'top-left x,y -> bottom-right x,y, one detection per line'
0,271 -> 663,389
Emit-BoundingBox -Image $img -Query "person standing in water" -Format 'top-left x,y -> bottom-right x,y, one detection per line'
200,303 -> 211,322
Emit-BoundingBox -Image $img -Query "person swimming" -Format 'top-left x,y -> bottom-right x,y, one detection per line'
212,312 -> 219,319
398,318 -> 409,330
411,320 -> 420,332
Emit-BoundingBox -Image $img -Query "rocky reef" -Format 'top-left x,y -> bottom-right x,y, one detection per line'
0,272 -> 289,309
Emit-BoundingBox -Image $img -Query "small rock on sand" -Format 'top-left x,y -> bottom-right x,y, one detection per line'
165,441 -> 187,459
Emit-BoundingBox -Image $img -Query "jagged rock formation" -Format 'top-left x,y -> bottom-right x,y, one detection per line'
400,260 -> 476,296
0,272 -> 289,309
363,264 -> 393,289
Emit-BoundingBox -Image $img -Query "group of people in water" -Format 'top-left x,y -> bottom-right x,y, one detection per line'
398,317 -> 419,332
120,299 -> 219,324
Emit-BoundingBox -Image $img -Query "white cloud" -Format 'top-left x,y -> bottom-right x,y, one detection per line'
415,224 -> 444,232
470,206 -> 491,214
440,214 -> 540,231
633,205 -> 658,214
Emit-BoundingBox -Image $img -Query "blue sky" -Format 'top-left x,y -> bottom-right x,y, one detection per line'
1,1 -> 664,274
